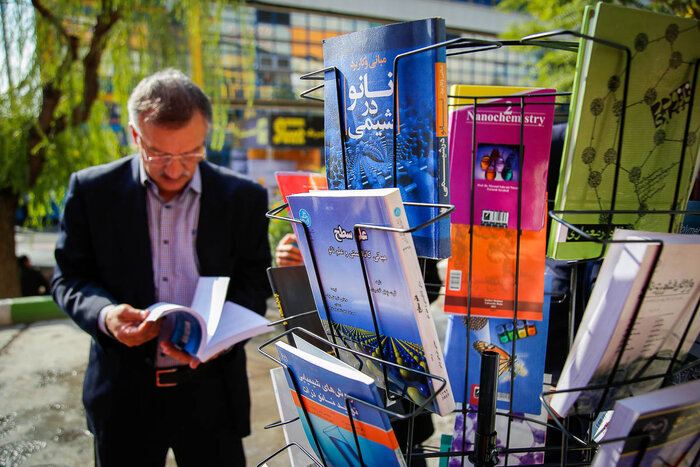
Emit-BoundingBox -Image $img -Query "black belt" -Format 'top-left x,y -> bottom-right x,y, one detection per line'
155,366 -> 191,387
154,359 -> 221,388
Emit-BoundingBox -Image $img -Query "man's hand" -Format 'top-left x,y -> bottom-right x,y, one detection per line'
275,233 -> 304,267
159,340 -> 202,369
105,304 -> 160,347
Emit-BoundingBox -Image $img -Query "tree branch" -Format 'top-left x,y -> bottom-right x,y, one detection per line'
30,0 -> 74,44
28,0 -> 80,187
74,0 -> 121,124
32,0 -> 79,135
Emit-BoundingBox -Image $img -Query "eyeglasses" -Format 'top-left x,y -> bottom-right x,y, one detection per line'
136,133 -> 206,166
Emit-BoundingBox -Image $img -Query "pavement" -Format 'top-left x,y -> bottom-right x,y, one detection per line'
0,317 -> 288,466
3,228 -> 454,466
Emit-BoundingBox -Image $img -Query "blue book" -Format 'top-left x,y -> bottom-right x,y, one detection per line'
323,18 -> 450,259
275,340 -> 406,467
680,200 -> 700,235
287,188 -> 455,415
443,274 -> 552,414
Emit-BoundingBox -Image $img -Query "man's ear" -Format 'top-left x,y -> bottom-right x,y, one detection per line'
128,123 -> 139,145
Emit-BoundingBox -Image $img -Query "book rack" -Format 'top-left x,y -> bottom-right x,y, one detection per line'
262,200 -> 454,466
446,30 -> 700,466
259,26 -> 700,467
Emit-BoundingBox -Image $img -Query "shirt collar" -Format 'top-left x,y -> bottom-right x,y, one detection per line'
138,155 -> 202,200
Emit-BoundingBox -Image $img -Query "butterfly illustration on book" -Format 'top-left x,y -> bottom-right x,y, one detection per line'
472,341 -> 526,379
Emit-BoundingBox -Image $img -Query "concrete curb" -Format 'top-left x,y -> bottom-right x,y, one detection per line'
0,296 -> 65,326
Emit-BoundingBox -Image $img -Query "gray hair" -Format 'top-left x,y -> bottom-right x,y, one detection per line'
127,68 -> 212,133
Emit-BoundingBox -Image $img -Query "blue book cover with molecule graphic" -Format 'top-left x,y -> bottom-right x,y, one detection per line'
287,188 -> 455,415
443,274 -> 552,414
549,2 -> 700,260
323,18 -> 450,259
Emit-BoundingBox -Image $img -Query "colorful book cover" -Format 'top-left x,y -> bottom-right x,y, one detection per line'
443,274 -> 552,414
323,18 -> 450,259
448,380 -> 550,467
443,222 -> 546,320
287,188 -> 455,415
275,171 -> 328,203
549,3 -> 700,260
592,379 -> 700,467
275,340 -> 406,467
550,230 -> 700,417
448,85 -> 556,231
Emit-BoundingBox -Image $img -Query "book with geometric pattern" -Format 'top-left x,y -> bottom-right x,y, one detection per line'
549,2 -> 700,259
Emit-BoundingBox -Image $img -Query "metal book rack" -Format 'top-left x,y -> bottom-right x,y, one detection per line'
446,30 -> 700,467
258,26 -> 700,467
260,202 -> 453,467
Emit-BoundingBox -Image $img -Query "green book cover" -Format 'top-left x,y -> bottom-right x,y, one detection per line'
549,2 -> 700,260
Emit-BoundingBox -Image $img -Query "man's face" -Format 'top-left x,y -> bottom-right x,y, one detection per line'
130,112 -> 207,201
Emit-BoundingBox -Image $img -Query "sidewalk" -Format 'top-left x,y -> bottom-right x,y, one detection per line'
0,316 -> 285,466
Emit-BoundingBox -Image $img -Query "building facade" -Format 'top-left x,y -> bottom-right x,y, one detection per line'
215,0 -> 531,194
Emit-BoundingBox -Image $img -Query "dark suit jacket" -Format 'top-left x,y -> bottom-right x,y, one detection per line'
52,155 -> 271,438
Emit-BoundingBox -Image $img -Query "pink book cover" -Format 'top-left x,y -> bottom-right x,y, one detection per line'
449,88 -> 555,231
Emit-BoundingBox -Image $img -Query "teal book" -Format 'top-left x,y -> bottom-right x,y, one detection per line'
443,274 -> 552,415
592,379 -> 700,467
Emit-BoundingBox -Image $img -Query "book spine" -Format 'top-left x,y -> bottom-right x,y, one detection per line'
547,5 -> 597,259
386,190 -> 455,415
435,35 -> 451,257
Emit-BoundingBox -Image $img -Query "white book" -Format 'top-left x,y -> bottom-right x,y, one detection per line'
592,379 -> 700,467
287,188 -> 455,415
145,276 -> 271,362
550,230 -> 700,417
270,366 -> 318,467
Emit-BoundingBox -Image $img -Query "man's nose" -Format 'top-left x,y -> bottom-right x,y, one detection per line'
163,156 -> 186,177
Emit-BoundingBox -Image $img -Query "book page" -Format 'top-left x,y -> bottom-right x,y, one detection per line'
189,276 -> 230,340
199,301 -> 270,362
270,367 -> 318,467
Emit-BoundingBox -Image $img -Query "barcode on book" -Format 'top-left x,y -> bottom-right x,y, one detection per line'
481,210 -> 509,228
448,270 -> 462,291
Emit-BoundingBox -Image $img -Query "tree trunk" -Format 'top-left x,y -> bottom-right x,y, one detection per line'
0,189 -> 21,298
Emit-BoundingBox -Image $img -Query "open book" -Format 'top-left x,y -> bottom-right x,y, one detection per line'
145,276 -> 271,362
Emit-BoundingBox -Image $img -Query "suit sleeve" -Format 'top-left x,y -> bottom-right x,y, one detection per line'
227,183 -> 272,316
51,172 -> 116,345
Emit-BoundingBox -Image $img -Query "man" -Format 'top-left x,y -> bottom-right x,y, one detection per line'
18,254 -> 50,296
52,68 -> 271,466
